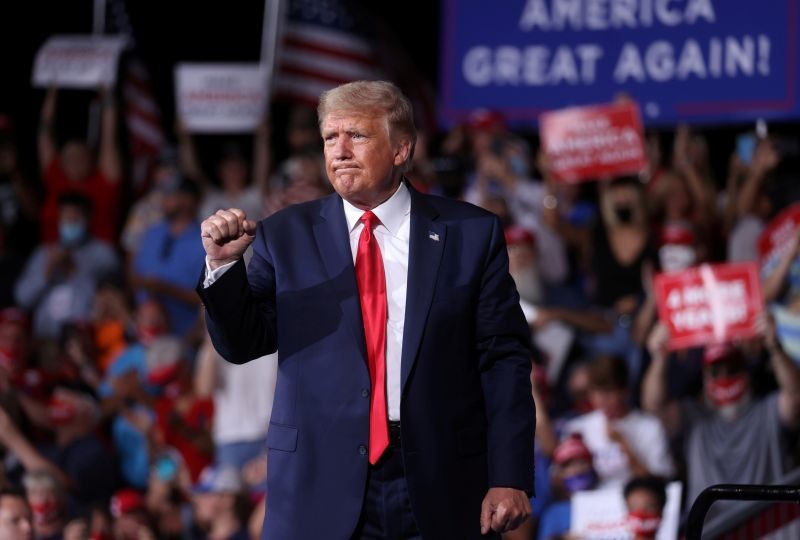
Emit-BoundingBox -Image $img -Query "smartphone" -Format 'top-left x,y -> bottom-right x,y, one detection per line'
736,133 -> 757,164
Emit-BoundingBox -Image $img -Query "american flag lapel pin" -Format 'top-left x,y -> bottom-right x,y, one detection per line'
428,231 -> 439,242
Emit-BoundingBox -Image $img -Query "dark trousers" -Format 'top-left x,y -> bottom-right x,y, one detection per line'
351,425 -> 421,540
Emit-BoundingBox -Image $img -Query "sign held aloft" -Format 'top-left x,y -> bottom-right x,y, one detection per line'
654,262 -> 764,350
33,35 -> 127,89
175,64 -> 268,133
539,101 -> 646,183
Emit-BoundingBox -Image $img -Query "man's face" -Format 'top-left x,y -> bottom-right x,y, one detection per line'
0,496 -> 33,540
321,110 -> 410,209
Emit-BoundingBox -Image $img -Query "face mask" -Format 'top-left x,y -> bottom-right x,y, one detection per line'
30,499 -> 61,526
59,221 -> 87,247
509,155 -> 527,177
48,396 -> 77,425
707,373 -> 748,407
614,205 -> 634,224
563,470 -> 597,493
146,362 -> 181,387
627,510 -> 661,538
0,345 -> 23,371
659,244 -> 696,272
137,325 -> 165,346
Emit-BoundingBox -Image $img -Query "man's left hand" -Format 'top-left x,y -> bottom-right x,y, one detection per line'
480,487 -> 531,535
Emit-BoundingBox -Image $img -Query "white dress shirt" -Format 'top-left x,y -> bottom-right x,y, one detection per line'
204,182 -> 411,421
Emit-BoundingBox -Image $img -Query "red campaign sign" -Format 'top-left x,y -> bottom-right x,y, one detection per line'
539,101 -> 647,184
758,203 -> 800,268
654,262 -> 764,350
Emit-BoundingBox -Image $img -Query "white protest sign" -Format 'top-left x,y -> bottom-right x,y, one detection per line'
33,35 -> 127,89
571,482 -> 682,540
175,64 -> 268,133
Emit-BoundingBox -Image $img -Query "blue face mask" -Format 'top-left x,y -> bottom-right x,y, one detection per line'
509,155 -> 528,177
563,470 -> 597,493
59,221 -> 87,247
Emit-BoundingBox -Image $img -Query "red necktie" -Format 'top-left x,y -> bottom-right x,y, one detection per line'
355,211 -> 389,465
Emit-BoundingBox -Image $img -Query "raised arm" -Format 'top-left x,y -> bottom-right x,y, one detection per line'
38,86 -> 58,173
736,139 -> 779,218
253,117 -> 272,197
97,87 -> 122,182
176,120 -> 209,188
762,315 -> 800,429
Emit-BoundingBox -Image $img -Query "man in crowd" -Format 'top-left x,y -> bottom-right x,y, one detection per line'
643,319 -> 800,509
0,487 -> 33,540
198,80 -> 535,539
14,192 -> 119,342
131,176 -> 205,339
563,356 -> 674,488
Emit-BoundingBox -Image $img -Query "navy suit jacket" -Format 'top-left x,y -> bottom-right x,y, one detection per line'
199,183 -> 535,539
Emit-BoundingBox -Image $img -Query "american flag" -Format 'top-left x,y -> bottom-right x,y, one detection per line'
274,0 -> 383,104
108,0 -> 165,194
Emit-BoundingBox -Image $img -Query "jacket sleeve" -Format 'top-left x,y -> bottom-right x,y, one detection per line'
476,215 -> 536,494
197,221 -> 278,364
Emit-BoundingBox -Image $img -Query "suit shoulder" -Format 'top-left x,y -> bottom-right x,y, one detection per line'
419,192 -> 498,222
260,195 -> 332,228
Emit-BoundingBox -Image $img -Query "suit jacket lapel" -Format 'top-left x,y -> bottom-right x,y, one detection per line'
401,185 -> 445,392
314,194 -> 367,362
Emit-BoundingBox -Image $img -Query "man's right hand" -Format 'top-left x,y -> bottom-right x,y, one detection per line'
201,208 -> 257,270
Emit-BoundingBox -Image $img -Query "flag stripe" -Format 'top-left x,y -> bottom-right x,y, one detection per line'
283,22 -> 372,58
279,49 -> 378,82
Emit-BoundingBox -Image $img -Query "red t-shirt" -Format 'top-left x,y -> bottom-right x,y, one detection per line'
41,158 -> 122,244
154,392 -> 215,481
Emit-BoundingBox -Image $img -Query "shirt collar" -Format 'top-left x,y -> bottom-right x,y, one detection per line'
342,181 -> 411,236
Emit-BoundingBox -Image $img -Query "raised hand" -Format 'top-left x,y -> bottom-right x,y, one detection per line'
200,208 -> 257,269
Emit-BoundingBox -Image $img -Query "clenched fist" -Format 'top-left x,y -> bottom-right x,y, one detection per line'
201,208 -> 257,269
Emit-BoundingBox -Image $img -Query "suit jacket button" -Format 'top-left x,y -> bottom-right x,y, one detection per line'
358,445 -> 367,456
361,388 -> 369,398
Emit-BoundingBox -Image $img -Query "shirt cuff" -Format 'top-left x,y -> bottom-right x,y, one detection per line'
203,258 -> 237,288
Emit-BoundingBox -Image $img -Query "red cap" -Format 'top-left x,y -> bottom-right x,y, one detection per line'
504,225 -> 536,247
467,109 -> 505,132
659,222 -> 695,247
703,343 -> 740,365
553,434 -> 593,466
110,489 -> 145,518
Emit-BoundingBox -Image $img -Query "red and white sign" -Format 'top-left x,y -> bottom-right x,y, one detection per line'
33,35 -> 127,89
175,63 -> 268,133
539,101 -> 646,183
758,203 -> 800,268
571,482 -> 682,540
654,263 -> 764,350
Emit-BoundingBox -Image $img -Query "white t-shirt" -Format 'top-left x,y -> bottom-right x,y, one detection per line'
564,409 -> 675,488
213,352 -> 278,444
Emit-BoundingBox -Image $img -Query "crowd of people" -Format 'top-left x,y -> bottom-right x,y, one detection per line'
0,79 -> 798,540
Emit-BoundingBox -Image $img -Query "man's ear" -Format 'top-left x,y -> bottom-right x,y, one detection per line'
393,137 -> 414,168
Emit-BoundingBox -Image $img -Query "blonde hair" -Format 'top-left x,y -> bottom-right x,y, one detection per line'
318,81 -> 416,169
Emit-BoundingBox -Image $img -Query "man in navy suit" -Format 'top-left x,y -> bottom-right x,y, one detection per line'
198,81 -> 534,539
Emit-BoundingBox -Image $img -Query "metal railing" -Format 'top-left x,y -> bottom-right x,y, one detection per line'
686,483 -> 800,539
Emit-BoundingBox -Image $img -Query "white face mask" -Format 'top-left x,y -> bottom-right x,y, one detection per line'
659,244 -> 696,272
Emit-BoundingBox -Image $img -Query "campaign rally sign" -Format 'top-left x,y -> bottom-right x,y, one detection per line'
440,0 -> 800,126
175,64 -> 268,133
654,263 -> 763,350
758,202 -> 800,269
571,482 -> 682,540
539,101 -> 646,182
32,35 -> 127,88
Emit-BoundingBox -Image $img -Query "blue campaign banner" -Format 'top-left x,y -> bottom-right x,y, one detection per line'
439,0 -> 800,127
